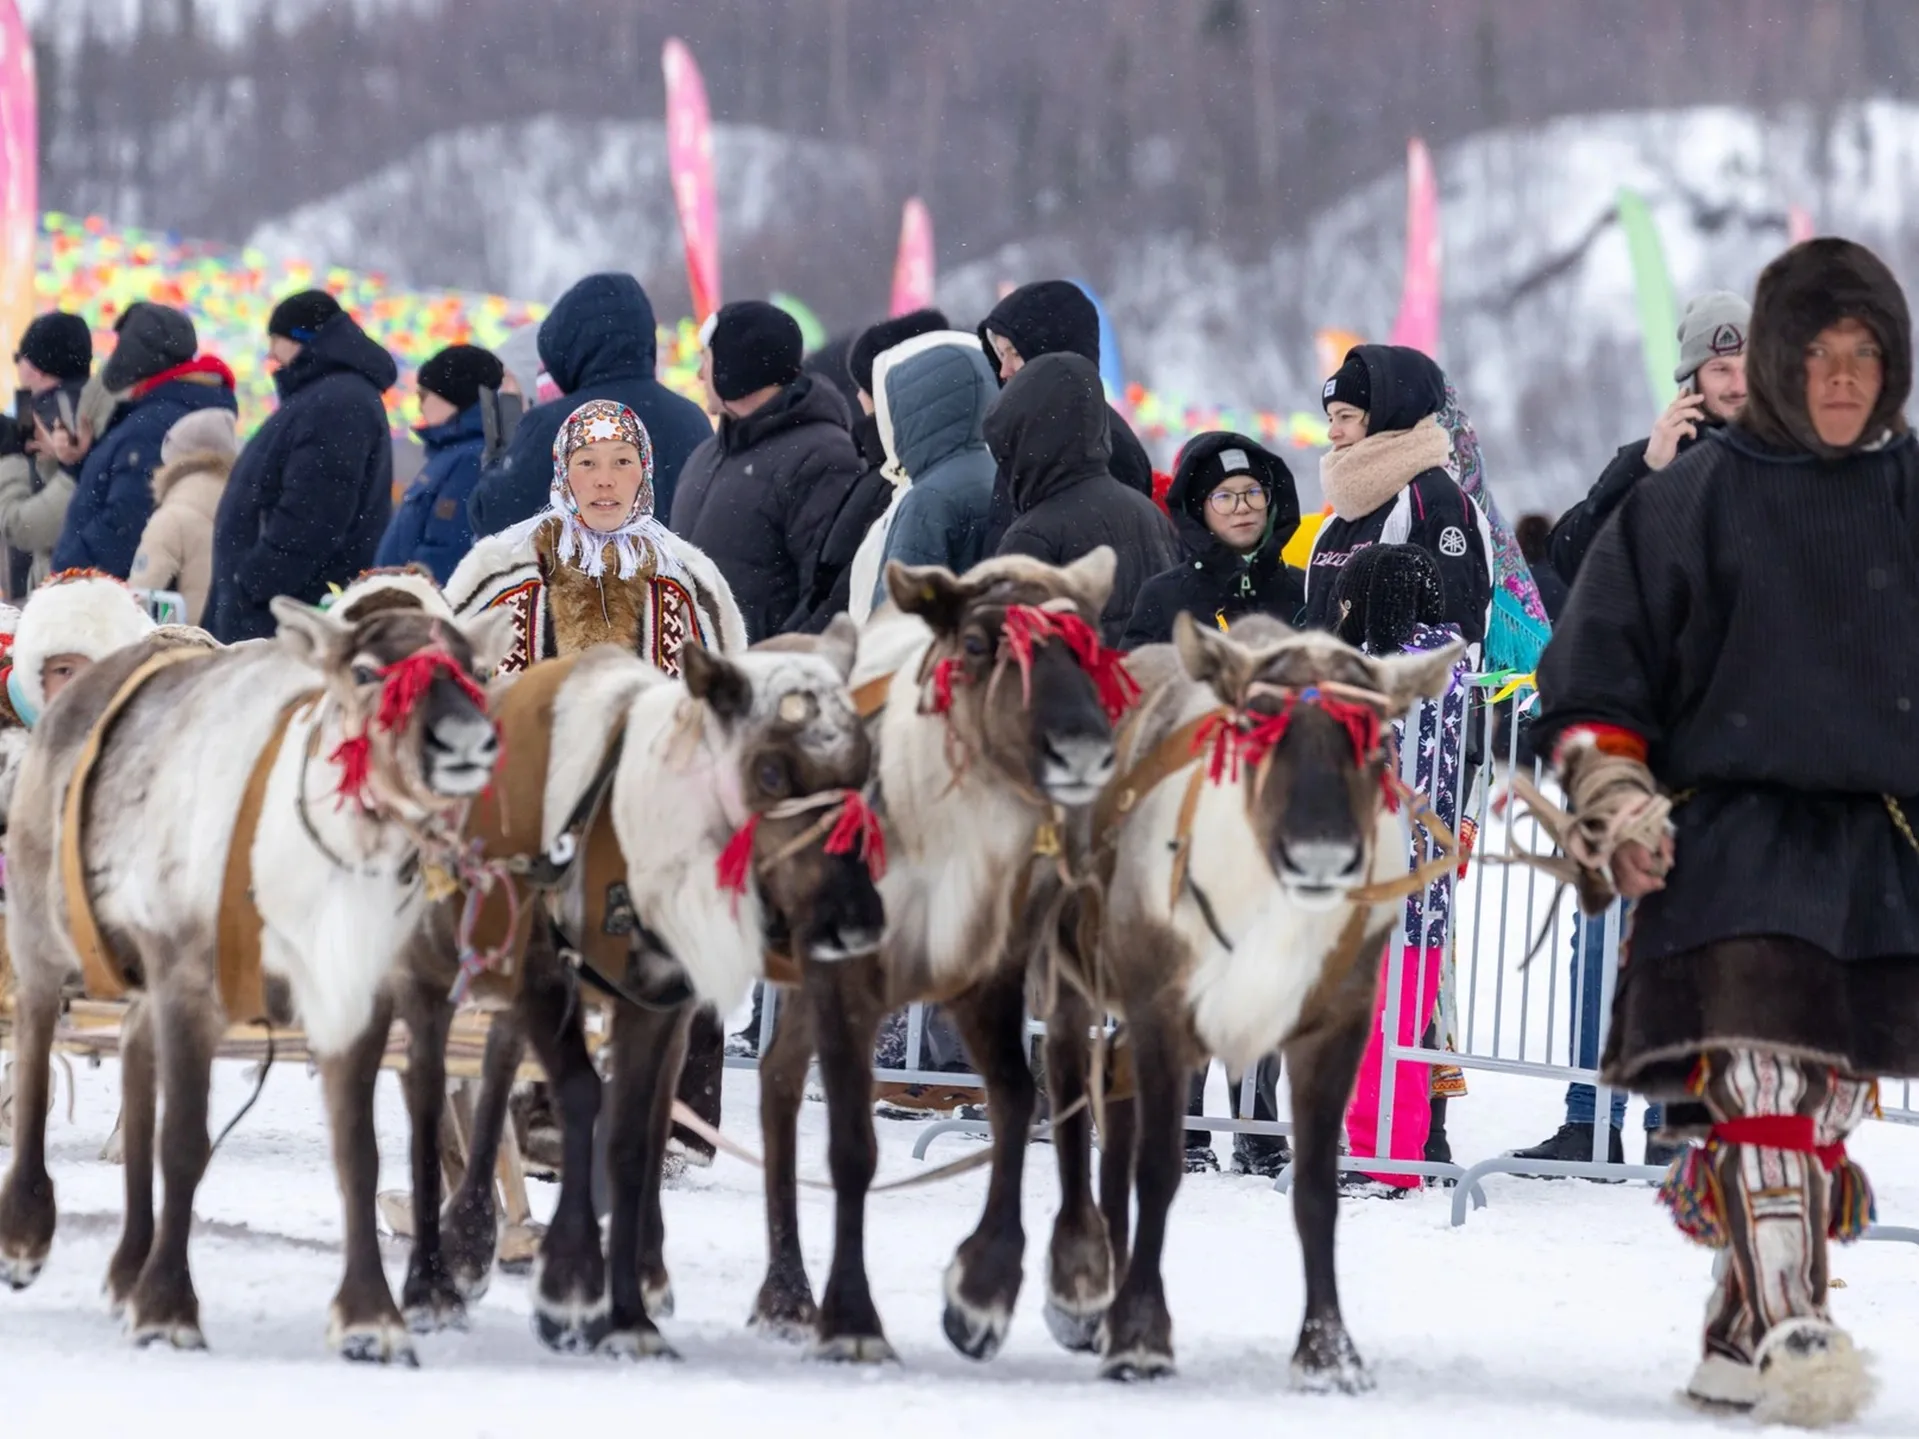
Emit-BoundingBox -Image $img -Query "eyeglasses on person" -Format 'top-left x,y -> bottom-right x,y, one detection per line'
1205,484 -> 1270,515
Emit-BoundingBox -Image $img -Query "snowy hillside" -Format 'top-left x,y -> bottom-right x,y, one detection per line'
943,100 -> 1919,513
245,116 -> 881,322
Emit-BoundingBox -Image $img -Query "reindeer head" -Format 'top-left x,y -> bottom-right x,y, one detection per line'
886,548 -> 1130,806
1174,613 -> 1461,908
271,596 -> 515,815
685,617 -> 885,962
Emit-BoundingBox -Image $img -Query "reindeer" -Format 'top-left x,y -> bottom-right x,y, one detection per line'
392,626 -> 885,1359
0,597 -> 511,1363
1082,614 -> 1460,1387
749,549 -> 1131,1364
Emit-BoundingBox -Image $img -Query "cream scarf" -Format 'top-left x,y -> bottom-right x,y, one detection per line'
1319,415 -> 1454,521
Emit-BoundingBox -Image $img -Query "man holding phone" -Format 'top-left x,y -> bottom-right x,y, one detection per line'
0,312 -> 95,594
1547,291 -> 1750,586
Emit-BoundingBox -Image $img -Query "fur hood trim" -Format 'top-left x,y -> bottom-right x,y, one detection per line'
1318,415 -> 1453,522
150,449 -> 233,507
332,567 -> 455,622
12,576 -> 155,719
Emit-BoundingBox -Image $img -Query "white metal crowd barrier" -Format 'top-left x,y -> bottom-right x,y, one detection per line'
722,671 -> 1917,1244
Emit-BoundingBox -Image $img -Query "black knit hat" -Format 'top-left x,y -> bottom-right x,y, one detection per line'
268,289 -> 344,342
848,308 -> 950,396
702,300 -> 803,402
1322,349 -> 1372,415
416,344 -> 505,413
99,302 -> 198,392
15,312 -> 93,382
1330,543 -> 1445,655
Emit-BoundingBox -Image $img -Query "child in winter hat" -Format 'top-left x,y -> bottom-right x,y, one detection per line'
4,570 -> 156,727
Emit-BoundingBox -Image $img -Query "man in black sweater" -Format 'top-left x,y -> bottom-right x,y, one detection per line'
1547,290 -> 1748,586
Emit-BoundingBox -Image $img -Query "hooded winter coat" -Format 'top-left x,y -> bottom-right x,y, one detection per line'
851,333 -> 1000,616
466,274 -> 713,535
1120,432 -> 1304,648
375,403 -> 487,584
988,353 -> 1178,644
1535,237 -> 1919,1092
207,314 -> 397,642
129,440 -> 231,625
52,361 -> 238,579
1303,345 -> 1492,643
668,373 -> 865,642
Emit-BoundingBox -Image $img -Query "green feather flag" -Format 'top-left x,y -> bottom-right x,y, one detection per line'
1617,187 -> 1679,409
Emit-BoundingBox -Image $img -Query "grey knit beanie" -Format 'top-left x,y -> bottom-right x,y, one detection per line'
1674,290 -> 1751,383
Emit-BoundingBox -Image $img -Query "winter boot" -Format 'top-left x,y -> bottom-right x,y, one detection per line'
1644,1134 -> 1687,1168
1424,1096 -> 1452,1166
1229,1134 -> 1291,1178
1685,1353 -> 1760,1411
1753,1318 -> 1874,1428
1184,1142 -> 1221,1175
1509,1121 -> 1623,1175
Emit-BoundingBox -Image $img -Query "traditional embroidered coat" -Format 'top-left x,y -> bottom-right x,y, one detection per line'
445,515 -> 747,672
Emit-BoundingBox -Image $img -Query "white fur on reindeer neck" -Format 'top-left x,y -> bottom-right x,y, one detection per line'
523,397 -> 692,586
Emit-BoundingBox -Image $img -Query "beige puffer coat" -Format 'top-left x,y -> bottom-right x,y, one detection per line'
130,409 -> 238,623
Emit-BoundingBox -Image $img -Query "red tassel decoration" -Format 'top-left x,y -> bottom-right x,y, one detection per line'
330,732 -> 373,808
824,790 -> 888,880
926,656 -> 960,714
715,813 -> 761,899
999,604 -> 1140,723
375,646 -> 487,734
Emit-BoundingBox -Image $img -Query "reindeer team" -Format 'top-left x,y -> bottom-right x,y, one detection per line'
0,545 -> 1456,1389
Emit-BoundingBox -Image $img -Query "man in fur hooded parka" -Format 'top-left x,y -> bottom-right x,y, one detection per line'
1534,237 -> 1919,1425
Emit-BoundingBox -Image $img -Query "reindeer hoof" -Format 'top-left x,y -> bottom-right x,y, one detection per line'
331,1310 -> 418,1366
0,1252 -> 45,1291
1099,1345 -> 1176,1382
1043,1295 -> 1108,1354
1291,1317 -> 1372,1394
941,1261 -> 1012,1362
492,1221 -> 543,1279
813,1333 -> 898,1365
131,1320 -> 207,1352
598,1326 -> 679,1362
643,1275 -> 675,1321
404,1293 -> 468,1334
532,1304 -> 611,1355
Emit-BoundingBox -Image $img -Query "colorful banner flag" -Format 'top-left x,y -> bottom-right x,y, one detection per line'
1388,137 -> 1440,357
0,2 -> 35,393
1314,327 -> 1365,384
889,198 -> 934,317
769,292 -> 826,354
1788,204 -> 1815,246
662,38 -> 721,325
1616,186 -> 1679,408
1070,278 -> 1126,406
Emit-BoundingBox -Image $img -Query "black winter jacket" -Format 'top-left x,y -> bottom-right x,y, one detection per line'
1121,431 -> 1304,649
1302,345 -> 1491,643
987,353 -> 1177,644
669,374 -> 864,642
1546,424 -> 1716,586
208,315 -> 398,642
784,412 -> 894,633
467,273 -> 713,535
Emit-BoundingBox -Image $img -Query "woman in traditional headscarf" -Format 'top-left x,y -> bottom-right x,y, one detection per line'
446,397 -> 744,672
445,398 -> 744,1166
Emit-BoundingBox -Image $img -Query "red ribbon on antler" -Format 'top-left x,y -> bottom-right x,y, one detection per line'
334,645 -> 491,808
823,789 -> 887,880
928,604 -> 1139,723
1190,688 -> 1394,807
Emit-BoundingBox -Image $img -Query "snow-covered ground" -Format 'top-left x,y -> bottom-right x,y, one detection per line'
6,1047 -> 1919,1438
